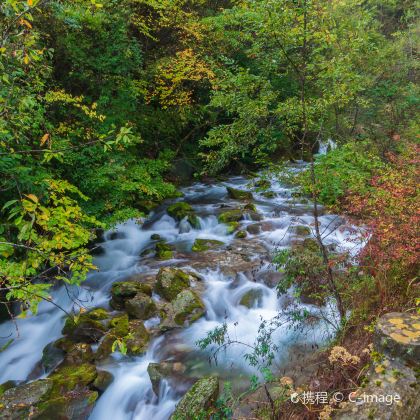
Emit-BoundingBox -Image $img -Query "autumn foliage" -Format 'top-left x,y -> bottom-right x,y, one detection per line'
347,142 -> 419,306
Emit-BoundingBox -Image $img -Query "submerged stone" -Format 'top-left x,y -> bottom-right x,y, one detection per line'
191,238 -> 224,252
155,267 -> 191,301
171,376 -> 219,419
226,187 -> 253,200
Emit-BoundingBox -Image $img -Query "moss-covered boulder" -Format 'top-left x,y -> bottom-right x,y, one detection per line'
167,202 -> 200,229
110,281 -> 152,309
235,230 -> 247,239
171,376 -> 219,419
155,241 -> 174,260
95,314 -> 129,361
239,289 -> 264,308
191,238 -> 224,252
62,314 -> 107,343
147,362 -> 186,396
93,370 -> 113,393
225,221 -> 240,234
125,293 -> 157,320
218,209 -> 243,223
126,320 -> 150,355
172,289 -> 205,326
226,187 -> 253,200
62,343 -> 94,366
49,363 -> 97,395
155,267 -> 190,301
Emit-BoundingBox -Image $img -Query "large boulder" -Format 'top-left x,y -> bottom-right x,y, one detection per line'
171,376 -> 219,419
191,238 -> 224,252
155,267 -> 191,301
125,293 -> 157,320
172,289 -> 205,326
167,202 -> 200,229
147,362 -> 186,396
218,209 -> 243,223
110,281 -> 152,309
226,187 -> 253,200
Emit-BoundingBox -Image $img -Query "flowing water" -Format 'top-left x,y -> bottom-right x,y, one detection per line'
0,163 -> 364,419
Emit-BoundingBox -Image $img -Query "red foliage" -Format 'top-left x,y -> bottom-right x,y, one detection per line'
346,143 -> 419,303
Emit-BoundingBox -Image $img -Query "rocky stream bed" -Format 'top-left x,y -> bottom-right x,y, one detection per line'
0,167 -> 366,419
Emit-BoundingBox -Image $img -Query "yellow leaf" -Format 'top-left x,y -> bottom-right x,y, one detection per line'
24,55 -> 29,65
28,0 -> 33,5
40,133 -> 49,146
25,194 -> 39,203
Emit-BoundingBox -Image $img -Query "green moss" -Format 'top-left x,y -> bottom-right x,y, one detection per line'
167,202 -> 193,220
172,289 -> 205,325
226,187 -> 253,200
155,267 -> 191,301
235,230 -> 247,239
62,315 -> 107,343
126,320 -> 150,355
191,238 -> 224,252
262,191 -> 276,198
111,281 -> 153,309
243,203 -> 257,212
225,221 -> 239,234
86,308 -> 109,320
48,364 -> 97,397
218,209 -> 243,223
155,241 -> 174,260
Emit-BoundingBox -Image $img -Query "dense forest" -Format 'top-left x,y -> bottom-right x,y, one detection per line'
0,0 -> 418,419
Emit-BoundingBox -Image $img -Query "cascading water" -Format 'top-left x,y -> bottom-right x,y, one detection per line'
0,165 -> 365,418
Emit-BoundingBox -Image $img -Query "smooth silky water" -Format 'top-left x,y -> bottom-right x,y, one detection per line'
0,162 -> 364,419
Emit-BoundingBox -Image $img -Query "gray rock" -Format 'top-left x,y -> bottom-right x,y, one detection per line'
147,362 -> 186,396
125,293 -> 157,320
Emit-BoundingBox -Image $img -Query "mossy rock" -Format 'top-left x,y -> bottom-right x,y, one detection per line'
86,308 -> 109,320
147,362 -> 186,396
62,315 -> 107,343
293,225 -> 311,236
171,376 -> 219,419
167,202 -> 200,228
262,191 -> 276,199
93,370 -> 113,393
155,241 -> 174,260
0,380 -> 15,397
218,209 -> 243,223
191,238 -> 224,252
254,179 -> 271,190
110,281 -> 153,310
125,293 -> 157,320
172,289 -> 205,326
95,314 -> 129,360
140,247 -> 154,257
137,200 -> 159,213
225,221 -> 240,234
62,343 -> 94,365
239,289 -> 264,308
235,230 -> 247,239
226,187 -> 253,200
126,320 -> 150,355
150,233 -> 161,240
243,203 -> 257,212
49,364 -> 97,397
155,267 -> 190,301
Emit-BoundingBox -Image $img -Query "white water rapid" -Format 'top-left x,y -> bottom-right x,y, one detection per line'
0,165 -> 365,419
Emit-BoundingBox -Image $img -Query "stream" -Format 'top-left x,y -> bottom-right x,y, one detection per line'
0,162 -> 364,419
